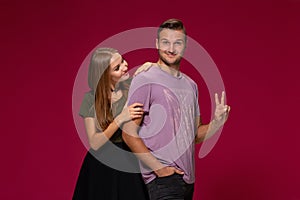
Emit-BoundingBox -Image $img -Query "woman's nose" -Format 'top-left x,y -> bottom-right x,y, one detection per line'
124,60 -> 128,71
122,60 -> 128,71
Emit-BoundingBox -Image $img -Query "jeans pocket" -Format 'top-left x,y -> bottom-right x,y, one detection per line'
156,173 -> 184,186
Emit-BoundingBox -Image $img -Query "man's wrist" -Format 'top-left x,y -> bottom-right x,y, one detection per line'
210,118 -> 223,130
153,163 -> 166,176
154,166 -> 166,177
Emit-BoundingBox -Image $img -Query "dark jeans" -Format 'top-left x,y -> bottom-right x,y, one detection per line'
146,174 -> 194,200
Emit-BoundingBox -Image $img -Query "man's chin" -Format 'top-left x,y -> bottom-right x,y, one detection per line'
162,59 -> 181,66
160,55 -> 182,66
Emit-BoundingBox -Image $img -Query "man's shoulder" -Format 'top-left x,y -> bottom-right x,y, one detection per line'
181,72 -> 197,85
132,66 -> 161,82
129,67 -> 164,93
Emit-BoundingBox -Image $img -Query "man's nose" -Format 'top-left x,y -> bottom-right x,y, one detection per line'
168,43 -> 175,54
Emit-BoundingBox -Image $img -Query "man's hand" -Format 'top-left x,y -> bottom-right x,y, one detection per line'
214,91 -> 230,125
154,166 -> 184,177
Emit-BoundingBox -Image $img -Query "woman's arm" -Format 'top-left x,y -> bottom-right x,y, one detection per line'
85,102 -> 143,150
84,117 -> 120,150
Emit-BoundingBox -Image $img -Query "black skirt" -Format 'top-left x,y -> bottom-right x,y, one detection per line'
73,142 -> 149,200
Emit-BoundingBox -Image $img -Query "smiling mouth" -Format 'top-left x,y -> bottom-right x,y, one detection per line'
166,54 -> 176,58
165,51 -> 177,56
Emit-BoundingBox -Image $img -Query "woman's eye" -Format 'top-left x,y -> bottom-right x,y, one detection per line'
114,65 -> 120,71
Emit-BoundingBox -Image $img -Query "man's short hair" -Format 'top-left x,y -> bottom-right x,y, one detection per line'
157,18 -> 187,41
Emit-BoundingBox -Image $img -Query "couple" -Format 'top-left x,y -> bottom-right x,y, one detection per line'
73,18 -> 230,200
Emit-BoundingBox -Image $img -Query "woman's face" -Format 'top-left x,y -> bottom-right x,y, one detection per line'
109,53 -> 129,85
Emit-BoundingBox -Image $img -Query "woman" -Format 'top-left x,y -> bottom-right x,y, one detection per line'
73,48 -> 149,200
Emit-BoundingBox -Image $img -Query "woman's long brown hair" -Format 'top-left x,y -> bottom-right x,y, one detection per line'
88,48 -> 118,130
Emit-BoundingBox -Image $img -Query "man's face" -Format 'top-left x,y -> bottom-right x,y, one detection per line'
156,29 -> 186,66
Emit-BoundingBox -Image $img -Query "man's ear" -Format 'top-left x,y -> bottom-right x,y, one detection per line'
184,39 -> 187,51
155,38 -> 159,49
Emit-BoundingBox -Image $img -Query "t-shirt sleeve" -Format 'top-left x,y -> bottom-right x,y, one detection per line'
195,86 -> 200,117
127,76 -> 151,113
79,92 -> 95,118
188,78 -> 200,117
183,73 -> 201,117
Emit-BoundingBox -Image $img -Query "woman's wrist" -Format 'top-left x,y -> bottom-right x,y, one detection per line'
114,117 -> 122,127
114,114 -> 126,127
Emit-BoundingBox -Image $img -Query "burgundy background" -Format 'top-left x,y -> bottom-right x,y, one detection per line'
1,0 -> 299,199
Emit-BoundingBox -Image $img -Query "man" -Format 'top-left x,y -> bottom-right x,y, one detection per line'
122,19 -> 230,200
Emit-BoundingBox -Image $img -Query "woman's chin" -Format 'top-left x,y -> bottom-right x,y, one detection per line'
120,73 -> 130,81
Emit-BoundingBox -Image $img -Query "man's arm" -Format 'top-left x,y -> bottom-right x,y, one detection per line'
195,116 -> 223,143
122,118 -> 184,177
195,91 -> 230,143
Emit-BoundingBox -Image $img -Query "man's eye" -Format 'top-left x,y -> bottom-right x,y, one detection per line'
175,41 -> 183,45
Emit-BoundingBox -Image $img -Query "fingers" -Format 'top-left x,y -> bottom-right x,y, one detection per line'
143,62 -> 153,67
134,62 -> 153,76
129,102 -> 143,108
156,166 -> 184,177
133,70 -> 141,76
215,91 -> 226,106
223,105 -> 229,113
215,93 -> 220,105
128,103 -> 144,120
221,91 -> 225,105
226,105 -> 231,113
173,168 -> 184,175
214,91 -> 230,122
129,107 -> 143,114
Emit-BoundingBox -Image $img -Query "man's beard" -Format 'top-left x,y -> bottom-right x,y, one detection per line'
159,51 -> 182,66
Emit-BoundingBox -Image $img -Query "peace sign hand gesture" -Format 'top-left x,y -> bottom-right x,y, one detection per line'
214,91 -> 230,126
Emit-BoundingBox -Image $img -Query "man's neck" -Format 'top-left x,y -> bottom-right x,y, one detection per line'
157,60 -> 180,77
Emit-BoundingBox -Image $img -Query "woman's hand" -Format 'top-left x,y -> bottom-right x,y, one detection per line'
133,62 -> 154,76
116,103 -> 144,125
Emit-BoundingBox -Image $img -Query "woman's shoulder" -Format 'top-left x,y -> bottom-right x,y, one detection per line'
79,91 -> 95,118
119,77 -> 132,91
123,77 -> 133,86
83,91 -> 94,103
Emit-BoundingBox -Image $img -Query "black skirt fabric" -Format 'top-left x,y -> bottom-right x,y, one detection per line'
73,142 -> 149,200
